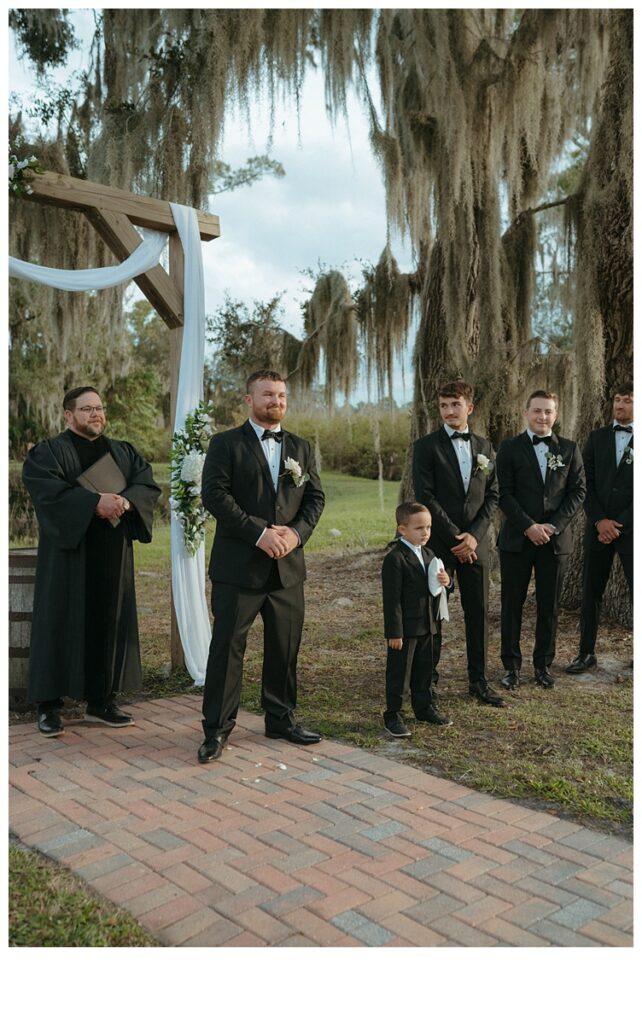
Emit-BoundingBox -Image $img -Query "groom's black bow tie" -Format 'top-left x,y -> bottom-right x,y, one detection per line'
532,435 -> 552,446
451,431 -> 471,441
261,429 -> 283,442
613,424 -> 633,433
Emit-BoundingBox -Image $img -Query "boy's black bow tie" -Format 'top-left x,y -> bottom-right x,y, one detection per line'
613,424 -> 633,433
532,435 -> 552,446
451,431 -> 471,441
261,430 -> 283,442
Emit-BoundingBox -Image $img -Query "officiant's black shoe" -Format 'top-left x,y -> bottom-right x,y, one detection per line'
85,703 -> 133,727
198,733 -> 227,763
415,706 -> 452,726
265,721 -> 322,744
564,653 -> 597,675
469,682 -> 505,707
534,668 -> 555,689
501,670 -> 520,691
38,711 -> 64,737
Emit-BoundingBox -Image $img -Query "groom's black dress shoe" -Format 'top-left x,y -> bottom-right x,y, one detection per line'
534,668 -> 555,689
37,711 -> 64,737
564,653 -> 597,675
265,722 -> 322,744
501,670 -> 520,691
198,733 -> 227,763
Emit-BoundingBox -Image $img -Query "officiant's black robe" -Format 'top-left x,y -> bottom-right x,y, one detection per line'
22,430 -> 160,704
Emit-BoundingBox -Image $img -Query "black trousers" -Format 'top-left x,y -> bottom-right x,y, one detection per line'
500,545 -> 568,671
202,566 -> 304,739
579,545 -> 633,655
384,630 -> 441,718
445,559 -> 489,686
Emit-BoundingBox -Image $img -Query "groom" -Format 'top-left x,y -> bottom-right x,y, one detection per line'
198,370 -> 325,763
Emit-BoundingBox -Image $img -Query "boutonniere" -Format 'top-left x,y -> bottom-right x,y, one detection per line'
474,453 -> 493,476
546,451 -> 565,471
623,447 -> 633,465
281,456 -> 309,487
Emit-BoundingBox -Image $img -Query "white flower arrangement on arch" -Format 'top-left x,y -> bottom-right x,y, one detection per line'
170,400 -> 216,556
9,153 -> 45,197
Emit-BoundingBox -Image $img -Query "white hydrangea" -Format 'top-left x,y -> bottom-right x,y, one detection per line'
180,449 -> 206,484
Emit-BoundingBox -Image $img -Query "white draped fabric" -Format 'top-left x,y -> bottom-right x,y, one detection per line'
9,229 -> 168,290
168,203 -> 211,685
9,206 -> 212,685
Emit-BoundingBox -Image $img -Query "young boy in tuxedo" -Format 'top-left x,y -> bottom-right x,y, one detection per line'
381,502 -> 453,738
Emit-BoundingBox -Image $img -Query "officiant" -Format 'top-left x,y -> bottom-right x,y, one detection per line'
22,386 -> 160,737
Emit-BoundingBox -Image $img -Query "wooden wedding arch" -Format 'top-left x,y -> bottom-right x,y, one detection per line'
16,170 -> 221,668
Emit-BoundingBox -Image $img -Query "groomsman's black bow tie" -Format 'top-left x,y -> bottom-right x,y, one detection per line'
532,435 -> 552,446
613,424 -> 633,433
261,430 -> 283,442
451,431 -> 471,441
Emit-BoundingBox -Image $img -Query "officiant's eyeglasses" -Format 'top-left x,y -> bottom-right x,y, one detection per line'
77,405 -> 106,413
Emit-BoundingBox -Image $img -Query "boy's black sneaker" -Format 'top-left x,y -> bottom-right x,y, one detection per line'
383,713 -> 412,738
415,706 -> 453,726
85,703 -> 134,727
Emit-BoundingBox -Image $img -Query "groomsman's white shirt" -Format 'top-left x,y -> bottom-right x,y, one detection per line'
613,420 -> 634,466
443,423 -> 472,491
526,428 -> 553,482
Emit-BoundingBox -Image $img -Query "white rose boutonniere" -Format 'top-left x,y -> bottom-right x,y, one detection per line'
474,453 -> 493,476
623,447 -> 633,465
546,452 -> 565,472
282,456 -> 310,488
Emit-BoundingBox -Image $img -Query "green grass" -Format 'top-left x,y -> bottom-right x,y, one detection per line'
8,845 -> 160,946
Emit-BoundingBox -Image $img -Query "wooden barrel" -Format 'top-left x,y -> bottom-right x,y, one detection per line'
9,548 -> 37,702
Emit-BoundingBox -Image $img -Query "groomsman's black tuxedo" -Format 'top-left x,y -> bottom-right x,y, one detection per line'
201,420 -> 325,739
412,426 -> 498,688
496,431 -> 586,672
577,424 -> 633,655
381,541 -> 448,717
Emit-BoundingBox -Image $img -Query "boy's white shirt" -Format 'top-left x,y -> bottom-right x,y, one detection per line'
399,538 -> 449,622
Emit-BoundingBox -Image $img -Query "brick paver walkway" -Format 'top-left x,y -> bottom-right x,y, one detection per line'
9,695 -> 633,946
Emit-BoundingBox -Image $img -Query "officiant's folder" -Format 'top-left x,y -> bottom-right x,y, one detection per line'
76,453 -> 128,527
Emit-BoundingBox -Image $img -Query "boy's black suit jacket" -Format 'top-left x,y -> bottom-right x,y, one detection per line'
201,420 -> 325,588
382,541 -> 447,638
412,427 -> 499,564
582,426 -> 633,554
496,431 -> 586,554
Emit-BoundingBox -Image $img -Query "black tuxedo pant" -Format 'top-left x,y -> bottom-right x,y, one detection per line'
445,559 -> 489,686
202,567 -> 304,739
500,546 -> 568,671
579,545 -> 633,655
384,630 -> 441,718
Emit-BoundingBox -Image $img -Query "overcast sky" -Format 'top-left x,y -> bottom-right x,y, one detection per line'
9,6 -> 415,404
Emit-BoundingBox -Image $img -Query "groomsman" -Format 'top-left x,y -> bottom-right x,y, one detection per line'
566,382 -> 633,674
413,380 -> 504,706
496,390 -> 586,690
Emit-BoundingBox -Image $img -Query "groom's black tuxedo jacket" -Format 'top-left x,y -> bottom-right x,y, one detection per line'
496,431 -> 586,555
202,420 -> 325,589
412,427 -> 499,564
582,426 -> 633,554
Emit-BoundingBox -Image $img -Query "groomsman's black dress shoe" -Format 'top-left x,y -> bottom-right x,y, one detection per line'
415,706 -> 453,726
564,653 -> 597,675
469,682 -> 505,707
198,733 -> 227,763
501,670 -> 520,691
383,713 -> 412,738
534,668 -> 555,689
265,721 -> 322,744
37,711 -> 64,737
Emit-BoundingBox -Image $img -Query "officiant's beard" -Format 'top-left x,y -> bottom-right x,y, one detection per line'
68,416 -> 106,440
